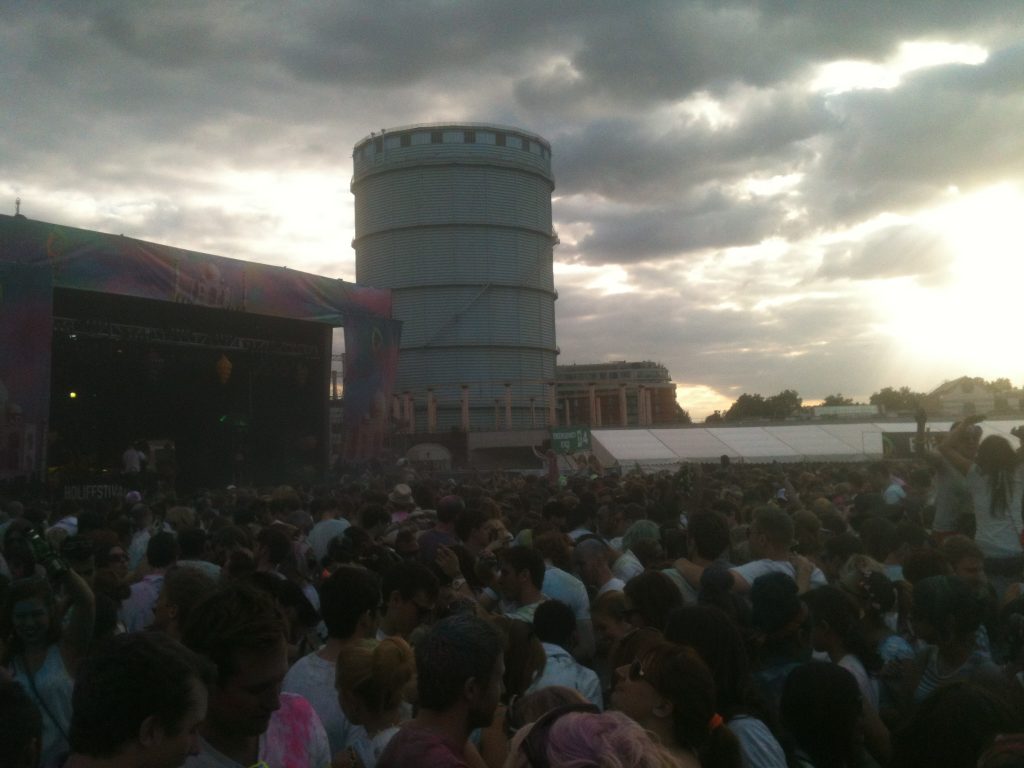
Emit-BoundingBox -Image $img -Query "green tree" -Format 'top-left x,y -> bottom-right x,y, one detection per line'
766,389 -> 802,419
724,393 -> 767,421
723,390 -> 802,422
704,410 -> 724,424
988,377 -> 1014,392
869,386 -> 927,413
822,393 -> 854,406
675,404 -> 693,424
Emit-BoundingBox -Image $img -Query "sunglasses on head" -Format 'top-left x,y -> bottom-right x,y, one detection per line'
628,658 -> 647,681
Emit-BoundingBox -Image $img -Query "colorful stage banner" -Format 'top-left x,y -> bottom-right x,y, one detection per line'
0,264 -> 52,479
0,216 -> 392,324
343,316 -> 402,458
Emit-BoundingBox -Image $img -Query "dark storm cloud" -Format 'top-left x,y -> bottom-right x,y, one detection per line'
557,194 -> 786,264
549,87 -> 830,204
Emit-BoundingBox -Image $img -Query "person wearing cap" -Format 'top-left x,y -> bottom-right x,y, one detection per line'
386,484 -> 416,524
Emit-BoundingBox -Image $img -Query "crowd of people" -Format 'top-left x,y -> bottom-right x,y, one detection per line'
3,418 -> 1024,768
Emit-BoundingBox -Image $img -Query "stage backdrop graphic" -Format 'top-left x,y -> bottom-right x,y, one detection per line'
343,316 -> 402,457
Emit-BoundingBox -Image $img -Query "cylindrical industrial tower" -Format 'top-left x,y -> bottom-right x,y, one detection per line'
352,123 -> 557,431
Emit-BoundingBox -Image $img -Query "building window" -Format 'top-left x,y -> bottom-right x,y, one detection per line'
495,132 -> 506,146
374,137 -> 383,153
400,134 -> 411,147
431,131 -> 443,144
464,130 -> 476,143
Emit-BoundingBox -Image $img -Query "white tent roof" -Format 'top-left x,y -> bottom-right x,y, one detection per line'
590,419 -> 1024,470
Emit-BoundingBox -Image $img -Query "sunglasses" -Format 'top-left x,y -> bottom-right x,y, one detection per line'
628,658 -> 648,681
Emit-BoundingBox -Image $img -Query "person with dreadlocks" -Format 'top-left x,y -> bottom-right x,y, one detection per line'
940,421 -> 1024,601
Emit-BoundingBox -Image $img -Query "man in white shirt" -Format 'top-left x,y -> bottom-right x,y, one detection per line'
281,566 -> 381,756
534,531 -> 595,661
183,582 -> 330,768
526,600 -> 602,709
307,498 -> 351,567
573,537 -> 625,596
673,507 -> 825,594
728,508 -> 827,593
120,532 -> 178,633
498,546 -> 548,623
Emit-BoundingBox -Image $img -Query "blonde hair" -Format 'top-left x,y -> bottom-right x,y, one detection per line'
336,637 -> 415,715
165,506 -> 197,531
591,590 -> 627,621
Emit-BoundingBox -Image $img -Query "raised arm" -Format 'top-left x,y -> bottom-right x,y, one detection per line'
59,567 -> 96,673
938,419 -> 977,476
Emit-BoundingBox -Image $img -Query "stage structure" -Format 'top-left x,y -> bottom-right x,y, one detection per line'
0,214 -> 400,490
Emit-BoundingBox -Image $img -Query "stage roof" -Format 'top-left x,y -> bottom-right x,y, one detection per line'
590,420 -> 1024,469
0,214 -> 391,324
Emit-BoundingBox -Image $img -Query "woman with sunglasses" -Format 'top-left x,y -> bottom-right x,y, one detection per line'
611,641 -> 742,768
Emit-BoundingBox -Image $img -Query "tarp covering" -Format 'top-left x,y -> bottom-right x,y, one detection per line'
591,420 -> 1024,470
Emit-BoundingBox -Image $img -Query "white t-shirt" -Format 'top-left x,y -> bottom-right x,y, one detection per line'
728,715 -> 787,768
282,651 -> 353,755
967,464 -> 1024,558
597,576 -> 626,596
526,642 -> 603,709
612,550 -> 644,582
308,518 -> 352,565
186,693 -> 330,768
542,565 -> 590,621
838,654 -> 879,711
730,559 -> 827,591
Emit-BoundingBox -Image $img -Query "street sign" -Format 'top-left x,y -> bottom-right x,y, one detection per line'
550,426 -> 591,454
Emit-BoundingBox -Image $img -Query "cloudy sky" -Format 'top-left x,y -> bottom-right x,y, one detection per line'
4,2 -> 1024,419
